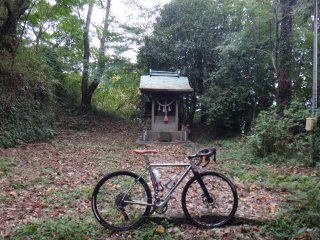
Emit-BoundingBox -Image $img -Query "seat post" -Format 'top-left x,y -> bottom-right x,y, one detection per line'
143,154 -> 150,163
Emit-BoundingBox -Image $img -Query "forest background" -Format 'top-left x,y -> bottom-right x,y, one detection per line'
0,0 -> 320,238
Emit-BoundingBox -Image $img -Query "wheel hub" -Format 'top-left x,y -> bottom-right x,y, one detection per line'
202,194 -> 216,208
115,193 -> 131,208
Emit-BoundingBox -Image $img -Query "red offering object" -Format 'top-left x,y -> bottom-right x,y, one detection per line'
163,115 -> 168,123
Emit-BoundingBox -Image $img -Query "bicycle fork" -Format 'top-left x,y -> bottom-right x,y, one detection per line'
190,161 -> 214,204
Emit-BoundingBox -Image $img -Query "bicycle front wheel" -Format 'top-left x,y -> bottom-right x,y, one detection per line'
91,171 -> 152,231
181,171 -> 238,228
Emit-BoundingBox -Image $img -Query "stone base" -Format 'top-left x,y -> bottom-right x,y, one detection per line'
139,130 -> 188,143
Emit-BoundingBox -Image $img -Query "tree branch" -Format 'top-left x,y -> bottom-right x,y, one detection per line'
15,0 -> 37,53
4,0 -> 13,16
251,48 -> 277,73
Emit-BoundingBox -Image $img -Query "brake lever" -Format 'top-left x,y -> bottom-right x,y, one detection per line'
213,154 -> 217,163
196,157 -> 203,166
202,156 -> 210,167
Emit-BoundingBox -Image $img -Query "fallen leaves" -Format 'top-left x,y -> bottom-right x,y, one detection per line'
8,191 -> 17,197
0,114 -> 317,239
155,225 -> 165,234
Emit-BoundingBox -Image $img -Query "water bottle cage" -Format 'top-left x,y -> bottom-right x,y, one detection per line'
165,174 -> 178,189
155,183 -> 164,192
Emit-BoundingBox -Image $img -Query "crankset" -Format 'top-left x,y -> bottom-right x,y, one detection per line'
155,202 -> 168,214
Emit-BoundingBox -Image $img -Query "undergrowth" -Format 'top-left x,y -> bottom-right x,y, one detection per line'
0,156 -> 16,176
10,215 -> 177,240
246,101 -> 318,163
212,137 -> 320,239
0,49 -> 57,148
11,215 -> 100,240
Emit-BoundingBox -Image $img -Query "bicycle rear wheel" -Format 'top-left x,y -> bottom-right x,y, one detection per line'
181,171 -> 238,228
91,171 -> 152,231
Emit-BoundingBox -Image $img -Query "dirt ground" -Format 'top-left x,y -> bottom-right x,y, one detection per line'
0,115 -> 299,239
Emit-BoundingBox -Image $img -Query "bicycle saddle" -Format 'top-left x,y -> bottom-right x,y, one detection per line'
133,149 -> 158,155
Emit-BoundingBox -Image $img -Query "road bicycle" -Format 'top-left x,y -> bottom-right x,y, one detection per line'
91,147 -> 238,231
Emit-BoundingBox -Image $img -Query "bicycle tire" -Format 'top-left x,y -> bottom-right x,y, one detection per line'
181,171 -> 238,228
91,171 -> 152,231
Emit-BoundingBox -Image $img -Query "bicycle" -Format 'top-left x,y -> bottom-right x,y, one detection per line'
91,147 -> 238,231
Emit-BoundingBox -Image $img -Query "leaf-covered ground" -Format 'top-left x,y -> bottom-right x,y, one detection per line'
0,115 -> 318,239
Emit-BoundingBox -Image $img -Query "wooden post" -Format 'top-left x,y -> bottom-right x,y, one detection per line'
175,100 -> 179,130
151,99 -> 155,131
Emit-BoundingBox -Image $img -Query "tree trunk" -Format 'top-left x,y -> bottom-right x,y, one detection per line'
81,3 -> 93,110
275,0 -> 296,115
81,0 -> 111,110
92,0 -> 111,84
0,0 -> 30,53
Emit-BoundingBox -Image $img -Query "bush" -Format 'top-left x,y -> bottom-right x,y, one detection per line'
0,48 -> 57,147
92,68 -> 141,120
55,73 -> 82,108
247,101 -> 310,161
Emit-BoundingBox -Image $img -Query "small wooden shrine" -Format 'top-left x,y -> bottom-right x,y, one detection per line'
139,70 -> 193,142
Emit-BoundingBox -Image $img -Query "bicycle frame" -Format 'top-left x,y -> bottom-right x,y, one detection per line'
122,155 -> 195,210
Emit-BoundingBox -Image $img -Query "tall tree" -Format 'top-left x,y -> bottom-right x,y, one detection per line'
81,0 -> 111,109
81,2 -> 93,109
201,0 -> 276,131
275,0 -> 297,114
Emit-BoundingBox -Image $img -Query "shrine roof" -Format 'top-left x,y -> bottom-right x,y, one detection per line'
139,70 -> 193,94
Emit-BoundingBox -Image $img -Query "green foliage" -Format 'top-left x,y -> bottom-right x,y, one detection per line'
0,156 -> 16,176
266,181 -> 320,239
134,220 -> 175,240
11,215 -> 100,240
198,137 -> 319,238
92,63 -> 142,119
138,0 -> 225,123
247,101 -> 309,160
11,216 -> 177,240
201,85 -> 257,131
0,48 -> 57,148
139,0 -> 222,73
56,72 -> 82,108
138,0 -> 314,131
200,0 -> 276,131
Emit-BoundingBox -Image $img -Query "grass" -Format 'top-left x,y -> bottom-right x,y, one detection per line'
90,152 -> 118,162
34,176 -> 50,185
205,137 -> 320,239
211,138 -> 319,190
10,215 -> 178,240
42,186 -> 91,207
133,219 -> 175,240
0,156 -> 16,176
11,215 -> 101,240
11,180 -> 30,190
